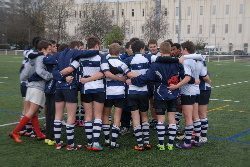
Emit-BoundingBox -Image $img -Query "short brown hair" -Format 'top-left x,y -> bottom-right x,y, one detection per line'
181,40 -> 195,54
37,40 -> 51,51
148,39 -> 157,46
109,43 -> 121,56
160,42 -> 171,54
87,36 -> 101,49
69,41 -> 81,49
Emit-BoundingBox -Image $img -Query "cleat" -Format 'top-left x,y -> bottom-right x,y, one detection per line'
167,143 -> 174,151
84,144 -> 93,151
66,144 -> 82,151
9,133 -> 22,143
157,144 -> 165,151
200,137 -> 208,144
55,143 -> 64,150
176,142 -> 192,149
144,144 -> 152,150
120,127 -> 130,135
133,145 -> 144,151
176,134 -> 185,141
19,130 -> 27,136
109,143 -> 120,149
23,131 -> 36,138
191,140 -> 202,147
47,140 -> 56,146
44,139 -> 50,144
177,129 -> 184,136
92,143 -> 103,151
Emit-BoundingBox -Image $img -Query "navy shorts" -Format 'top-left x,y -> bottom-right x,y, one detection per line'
181,95 -> 196,105
198,90 -> 211,105
154,99 -> 177,114
104,98 -> 125,108
55,89 -> 78,103
127,94 -> 149,112
81,92 -> 105,103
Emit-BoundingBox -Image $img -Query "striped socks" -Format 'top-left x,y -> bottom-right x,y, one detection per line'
156,122 -> 165,145
194,119 -> 201,142
201,118 -> 208,137
102,124 -> 111,144
66,124 -> 75,146
184,124 -> 194,145
84,121 -> 93,145
92,119 -> 102,146
111,125 -> 120,147
142,122 -> 150,144
168,124 -> 177,146
54,120 -> 62,144
134,125 -> 143,147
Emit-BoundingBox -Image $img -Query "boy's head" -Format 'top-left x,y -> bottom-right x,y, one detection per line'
37,40 -> 52,55
164,39 -> 173,47
129,37 -> 139,43
79,41 -> 84,50
87,36 -> 101,50
58,43 -> 68,52
49,40 -> 57,53
148,39 -> 158,54
125,41 -> 133,55
171,43 -> 181,57
109,43 -> 121,56
181,40 -> 195,55
32,36 -> 42,50
160,41 -> 171,55
69,41 -> 81,49
131,40 -> 145,54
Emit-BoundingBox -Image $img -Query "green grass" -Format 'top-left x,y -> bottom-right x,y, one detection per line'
0,55 -> 250,167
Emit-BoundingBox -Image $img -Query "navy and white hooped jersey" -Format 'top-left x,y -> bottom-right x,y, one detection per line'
180,58 -> 197,96
105,55 -> 127,99
131,62 -> 181,101
123,53 -> 157,95
79,54 -> 108,94
198,61 -> 211,91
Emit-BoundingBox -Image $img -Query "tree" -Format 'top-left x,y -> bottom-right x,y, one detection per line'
44,0 -> 74,43
144,8 -> 169,41
104,26 -> 125,47
196,38 -> 206,51
78,2 -> 113,43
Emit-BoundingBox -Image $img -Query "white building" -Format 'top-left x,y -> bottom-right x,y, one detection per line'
69,0 -> 250,53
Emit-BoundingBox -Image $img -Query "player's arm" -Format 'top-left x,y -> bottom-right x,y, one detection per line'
80,72 -> 104,84
28,52 -> 44,59
183,54 -> 205,61
60,60 -> 80,76
202,75 -> 212,85
128,66 -> 156,86
72,50 -> 99,60
35,56 -> 53,81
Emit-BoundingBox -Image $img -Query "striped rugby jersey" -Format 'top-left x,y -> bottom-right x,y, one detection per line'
123,53 -> 157,95
198,61 -> 211,91
79,54 -> 108,94
105,54 -> 128,99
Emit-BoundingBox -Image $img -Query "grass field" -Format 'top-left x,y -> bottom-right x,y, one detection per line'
0,55 -> 249,167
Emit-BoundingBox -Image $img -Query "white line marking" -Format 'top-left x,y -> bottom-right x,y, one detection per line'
234,101 -> 240,103
0,82 -> 4,84
223,100 -> 232,102
0,77 -> 8,79
238,82 -> 242,83
0,117 -> 45,127
210,99 -> 240,103
244,81 -> 248,83
210,99 -> 219,101
227,84 -> 231,85
233,83 -> 237,84
215,86 -> 220,88
221,85 -> 225,87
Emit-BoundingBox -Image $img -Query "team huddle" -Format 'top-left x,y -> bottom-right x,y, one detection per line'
9,36 -> 212,151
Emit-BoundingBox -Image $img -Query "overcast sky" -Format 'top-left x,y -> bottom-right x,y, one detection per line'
75,0 -> 143,3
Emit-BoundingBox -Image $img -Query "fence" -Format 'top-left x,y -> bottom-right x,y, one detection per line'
0,50 -> 24,56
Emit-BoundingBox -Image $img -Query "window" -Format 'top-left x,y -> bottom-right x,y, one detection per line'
212,24 -> 215,34
142,9 -> 145,17
176,7 -> 179,16
79,11 -> 81,18
187,6 -> 191,16
244,43 -> 248,53
225,24 -> 228,33
229,43 -> 233,52
212,5 -> 216,15
83,11 -> 86,18
238,24 -> 242,33
132,9 -> 134,17
75,11 -> 77,18
199,25 -> 202,34
164,8 -> 168,16
200,6 -> 203,15
122,9 -> 124,16
226,5 -> 229,15
175,25 -> 178,34
142,26 -> 144,33
112,10 -> 114,17
239,4 -> 243,14
187,25 -> 190,34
